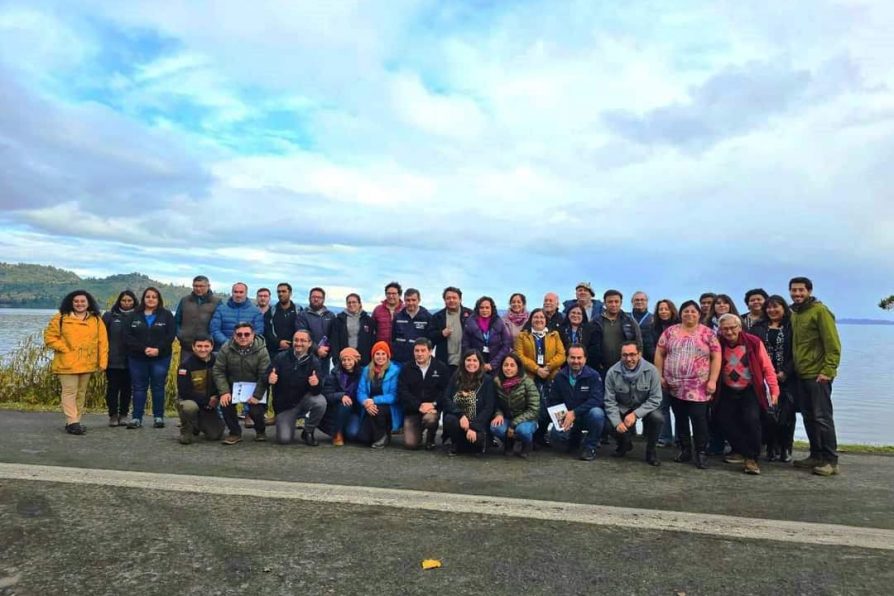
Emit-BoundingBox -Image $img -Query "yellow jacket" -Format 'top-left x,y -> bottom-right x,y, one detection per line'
514,330 -> 566,380
44,313 -> 109,374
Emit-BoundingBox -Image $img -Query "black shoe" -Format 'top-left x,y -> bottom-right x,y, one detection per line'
674,448 -> 692,463
371,434 -> 387,449
518,441 -> 532,459
695,451 -> 708,469
503,438 -> 514,456
424,429 -> 437,450
254,431 -> 267,442
65,423 -> 85,435
301,430 -> 318,447
613,435 -> 633,458
645,450 -> 661,467
579,446 -> 597,461
446,446 -> 457,457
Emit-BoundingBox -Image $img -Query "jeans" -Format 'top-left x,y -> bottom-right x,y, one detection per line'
550,407 -> 606,451
129,356 -> 172,421
105,368 -> 132,417
715,386 -> 762,460
274,394 -> 327,444
671,397 -> 708,453
491,419 -> 538,445
797,377 -> 838,461
658,389 -> 674,444
319,402 -> 355,438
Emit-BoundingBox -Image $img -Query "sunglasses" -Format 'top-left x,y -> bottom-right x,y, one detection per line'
235,332 -> 252,338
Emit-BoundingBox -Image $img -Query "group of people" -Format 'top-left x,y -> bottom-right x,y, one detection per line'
43,275 -> 842,476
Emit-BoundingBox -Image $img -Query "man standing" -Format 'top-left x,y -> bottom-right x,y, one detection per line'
742,288 -> 769,331
429,286 -> 472,373
213,323 -> 270,444
630,291 -> 655,361
174,275 -> 221,364
176,336 -> 225,444
372,282 -> 403,346
391,288 -> 433,364
255,288 -> 271,316
263,282 -> 301,360
296,287 -> 336,373
563,282 -> 603,323
398,338 -> 450,450
549,345 -> 606,461
210,282 -> 264,350
789,277 -> 842,477
604,341 -> 664,466
268,330 -> 326,446
531,292 -> 564,332
587,290 -> 643,376
699,292 -> 716,326
330,293 -> 377,367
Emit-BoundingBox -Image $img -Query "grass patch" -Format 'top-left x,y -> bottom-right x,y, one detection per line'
792,440 -> 894,455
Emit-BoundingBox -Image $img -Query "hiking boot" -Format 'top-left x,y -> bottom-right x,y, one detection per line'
724,452 -> 745,464
794,455 -> 822,469
244,416 -> 255,429
301,430 -> 318,447
126,418 -> 142,429
254,431 -> 267,442
744,459 -> 761,475
579,446 -> 597,461
812,462 -> 840,476
695,451 -> 708,469
222,434 -> 242,446
65,423 -> 86,435
153,418 -> 165,429
332,432 -> 345,447
109,416 -> 119,427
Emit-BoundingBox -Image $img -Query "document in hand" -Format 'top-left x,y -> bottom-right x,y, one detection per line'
547,403 -> 568,430
232,382 -> 266,404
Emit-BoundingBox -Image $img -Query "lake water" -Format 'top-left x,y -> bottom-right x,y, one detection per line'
2,308 -> 892,445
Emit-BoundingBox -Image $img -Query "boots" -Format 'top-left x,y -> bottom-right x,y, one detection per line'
695,451 -> 708,469
645,448 -> 660,467
674,441 -> 693,463
503,437 -> 515,456
301,429 -> 318,447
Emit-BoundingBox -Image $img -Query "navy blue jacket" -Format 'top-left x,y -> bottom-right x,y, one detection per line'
269,350 -> 323,414
550,365 -> 605,415
126,309 -> 177,360
428,307 -> 473,365
391,306 -> 433,364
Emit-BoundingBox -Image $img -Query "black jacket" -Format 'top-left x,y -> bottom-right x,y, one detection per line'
428,307 -> 473,365
586,312 -> 643,373
559,322 -> 592,353
102,308 -> 133,369
398,358 -> 451,414
263,301 -> 300,357
330,310 -> 377,367
439,373 -> 495,433
126,309 -> 177,360
269,350 -> 323,414
177,353 -> 219,408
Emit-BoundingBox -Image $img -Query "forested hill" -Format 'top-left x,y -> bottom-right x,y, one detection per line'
0,263 -> 192,308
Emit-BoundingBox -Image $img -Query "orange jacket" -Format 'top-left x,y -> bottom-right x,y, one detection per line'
44,313 -> 109,374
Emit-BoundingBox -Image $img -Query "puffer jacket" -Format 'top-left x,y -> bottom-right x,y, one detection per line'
493,375 -> 540,426
210,298 -> 264,347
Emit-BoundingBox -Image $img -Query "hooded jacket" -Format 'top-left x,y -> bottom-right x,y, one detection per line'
357,362 -> 404,432
790,297 -> 841,379
493,375 -> 540,426
102,307 -> 134,369
211,336 -> 270,401
44,313 -> 108,374
603,359 -> 663,428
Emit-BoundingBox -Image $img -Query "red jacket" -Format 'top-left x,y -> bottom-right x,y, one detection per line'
371,300 -> 402,346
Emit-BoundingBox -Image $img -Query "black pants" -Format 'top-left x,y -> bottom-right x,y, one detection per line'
442,413 -> 486,453
105,368 -> 132,417
797,377 -> 838,461
715,386 -> 762,460
611,408 -> 664,451
763,383 -> 796,455
222,402 -> 266,436
671,398 -> 709,453
361,408 -> 392,445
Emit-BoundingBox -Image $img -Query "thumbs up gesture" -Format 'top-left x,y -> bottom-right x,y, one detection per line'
309,370 -> 319,387
268,368 -> 279,385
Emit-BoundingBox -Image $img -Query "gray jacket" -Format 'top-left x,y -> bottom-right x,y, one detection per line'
603,359 -> 662,428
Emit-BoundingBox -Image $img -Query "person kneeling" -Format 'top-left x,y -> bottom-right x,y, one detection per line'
268,330 -> 326,446
491,353 -> 540,459
320,347 -> 363,446
176,336 -> 225,444
549,345 -> 606,461
604,341 -> 664,466
398,338 -> 450,450
440,349 -> 495,456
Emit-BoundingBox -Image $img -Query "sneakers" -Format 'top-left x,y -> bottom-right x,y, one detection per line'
724,452 -> 745,464
118,415 -> 130,427
244,416 -> 255,429
254,431 -> 267,442
370,434 -> 387,449
127,419 -> 143,429
222,434 -> 242,445
332,432 -> 345,447
109,416 -> 119,427
579,446 -> 597,461
744,459 -> 761,475
301,430 -> 318,447
65,423 -> 86,435
153,418 -> 165,429
812,462 -> 840,476
794,455 -> 822,469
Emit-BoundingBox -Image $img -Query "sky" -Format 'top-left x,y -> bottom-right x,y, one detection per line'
1,0 -> 892,318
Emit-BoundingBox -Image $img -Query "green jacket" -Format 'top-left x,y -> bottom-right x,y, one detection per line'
212,336 -> 271,400
790,298 -> 841,379
493,375 -> 540,426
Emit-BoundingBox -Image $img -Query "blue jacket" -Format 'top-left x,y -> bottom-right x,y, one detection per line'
550,365 -> 604,415
210,299 -> 264,347
391,307 -> 433,364
357,362 -> 403,431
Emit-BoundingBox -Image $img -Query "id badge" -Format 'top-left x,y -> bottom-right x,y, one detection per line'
482,346 -> 490,354
536,354 -> 544,366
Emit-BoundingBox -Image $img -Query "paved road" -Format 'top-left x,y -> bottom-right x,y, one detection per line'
1,411 -> 892,594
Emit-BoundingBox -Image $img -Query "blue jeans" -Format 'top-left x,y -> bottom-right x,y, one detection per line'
659,389 -> 674,444
129,356 -> 171,421
550,407 -> 605,451
491,420 -> 538,445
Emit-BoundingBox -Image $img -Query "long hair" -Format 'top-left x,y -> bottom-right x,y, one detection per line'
58,290 -> 101,317
113,290 -> 139,313
474,296 -> 498,320
652,299 -> 679,334
762,295 -> 791,323
713,294 -> 740,317
496,352 -> 526,383
140,286 -> 165,310
367,355 -> 391,381
454,348 -> 485,392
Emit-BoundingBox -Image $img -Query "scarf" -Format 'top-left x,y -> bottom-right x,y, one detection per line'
505,309 -> 529,327
620,359 -> 643,384
501,376 -> 523,392
476,315 -> 491,334
531,328 -> 547,339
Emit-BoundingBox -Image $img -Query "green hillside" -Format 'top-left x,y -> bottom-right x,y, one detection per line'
0,263 -> 192,309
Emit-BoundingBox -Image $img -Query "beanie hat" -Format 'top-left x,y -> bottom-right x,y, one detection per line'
370,340 -> 391,360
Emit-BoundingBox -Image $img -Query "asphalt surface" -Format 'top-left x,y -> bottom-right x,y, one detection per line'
1,411 -> 893,594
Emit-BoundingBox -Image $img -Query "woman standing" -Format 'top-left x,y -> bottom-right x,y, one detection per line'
502,293 -> 529,341
758,295 -> 797,462
356,341 -> 402,448
654,300 -> 721,469
491,353 -> 540,458
102,290 -> 138,427
441,349 -> 495,455
44,290 -> 108,435
711,294 -> 740,332
463,296 -> 512,373
559,305 -> 591,352
651,299 -> 679,447
126,287 -> 176,429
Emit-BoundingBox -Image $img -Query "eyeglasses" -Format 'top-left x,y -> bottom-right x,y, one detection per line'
235,332 -> 252,338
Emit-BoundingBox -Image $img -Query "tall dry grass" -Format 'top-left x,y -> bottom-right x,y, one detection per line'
0,332 -> 181,411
